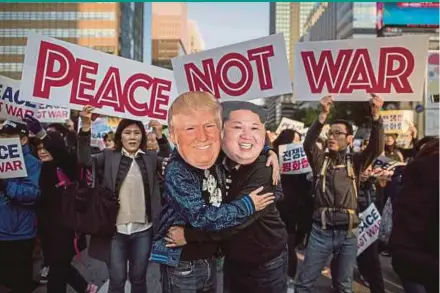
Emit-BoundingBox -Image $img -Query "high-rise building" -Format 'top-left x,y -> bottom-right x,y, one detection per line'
151,3 -> 189,70
299,2 -> 316,37
336,2 -> 377,39
303,2 -> 337,42
0,2 -> 144,80
188,20 -> 205,54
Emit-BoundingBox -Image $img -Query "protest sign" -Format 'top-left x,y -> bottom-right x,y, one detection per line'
0,137 -> 28,179
0,75 -> 38,122
37,104 -> 71,123
275,117 -> 305,135
294,36 -> 429,102
79,116 -> 120,149
357,203 -> 381,256
20,32 -> 175,124
380,110 -> 414,134
426,51 -> 439,108
172,34 -> 292,101
279,143 -> 312,175
372,155 -> 405,173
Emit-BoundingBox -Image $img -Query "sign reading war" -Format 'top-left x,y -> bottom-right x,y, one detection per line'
294,36 -> 429,102
0,137 -> 28,179
0,75 -> 38,122
172,34 -> 292,101
20,32 -> 176,124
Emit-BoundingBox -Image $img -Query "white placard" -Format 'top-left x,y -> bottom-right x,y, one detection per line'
20,32 -> 176,124
294,36 -> 429,101
357,203 -> 381,256
0,137 -> 28,179
380,110 -> 414,134
425,108 -> 439,136
278,143 -> 312,175
37,105 -> 71,123
426,50 -> 439,108
172,34 -> 292,101
275,117 -> 305,135
0,75 -> 38,122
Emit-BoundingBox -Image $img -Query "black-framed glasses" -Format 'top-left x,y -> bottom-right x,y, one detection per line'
327,130 -> 348,138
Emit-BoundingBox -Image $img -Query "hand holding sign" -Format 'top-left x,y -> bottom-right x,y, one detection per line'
22,114 -> 43,135
148,120 -> 163,139
370,94 -> 384,121
319,95 -> 334,123
80,105 -> 95,132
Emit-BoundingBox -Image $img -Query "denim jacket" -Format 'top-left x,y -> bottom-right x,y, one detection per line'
150,151 -> 256,267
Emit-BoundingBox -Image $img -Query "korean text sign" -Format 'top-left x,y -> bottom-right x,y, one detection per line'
380,110 -> 413,134
294,36 -> 429,101
20,32 -> 175,124
0,75 -> 38,122
279,143 -> 312,175
172,34 -> 292,101
0,137 -> 28,179
275,117 -> 305,135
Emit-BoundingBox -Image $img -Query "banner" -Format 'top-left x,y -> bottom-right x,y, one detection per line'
172,34 -> 292,101
275,117 -> 305,135
0,75 -> 38,122
372,155 -> 405,173
279,143 -> 312,175
294,36 -> 429,101
79,116 -> 120,149
20,32 -> 175,124
380,110 -> 413,134
0,137 -> 28,179
357,203 -> 381,256
37,104 -> 71,123
426,51 -> 439,108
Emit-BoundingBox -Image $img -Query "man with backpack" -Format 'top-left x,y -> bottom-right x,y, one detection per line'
295,94 -> 384,293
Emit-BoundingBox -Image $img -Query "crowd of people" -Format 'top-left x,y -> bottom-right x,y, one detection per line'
0,91 -> 438,293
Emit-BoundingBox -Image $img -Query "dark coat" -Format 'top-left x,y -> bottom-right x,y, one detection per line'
37,132 -> 86,264
390,154 -> 439,293
77,130 -> 162,264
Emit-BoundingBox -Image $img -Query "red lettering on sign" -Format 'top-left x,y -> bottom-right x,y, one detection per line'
184,45 -> 276,99
33,41 -> 172,120
300,47 -> 415,94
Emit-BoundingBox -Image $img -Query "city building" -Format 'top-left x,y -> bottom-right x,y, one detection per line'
188,20 -> 205,54
266,2 -> 302,128
299,2 -> 316,37
0,2 -> 144,80
336,2 -> 377,39
303,2 -> 337,42
151,2 -> 189,70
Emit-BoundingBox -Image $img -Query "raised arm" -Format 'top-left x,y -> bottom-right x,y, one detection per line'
303,96 -> 332,174
356,95 -> 385,170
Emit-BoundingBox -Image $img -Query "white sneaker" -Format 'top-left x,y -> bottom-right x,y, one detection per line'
39,266 -> 49,284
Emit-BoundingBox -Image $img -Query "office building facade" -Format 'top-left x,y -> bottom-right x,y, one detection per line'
0,2 -> 144,80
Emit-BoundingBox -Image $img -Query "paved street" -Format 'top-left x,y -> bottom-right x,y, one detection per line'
22,244 -> 404,293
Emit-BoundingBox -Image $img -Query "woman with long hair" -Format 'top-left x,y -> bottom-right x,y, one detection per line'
77,106 -> 163,293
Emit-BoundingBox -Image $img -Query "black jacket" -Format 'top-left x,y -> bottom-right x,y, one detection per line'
37,132 -> 86,264
304,118 -> 384,228
391,154 -> 439,293
185,155 -> 287,265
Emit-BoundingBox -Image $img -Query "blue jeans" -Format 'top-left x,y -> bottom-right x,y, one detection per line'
296,224 -> 357,293
108,228 -> 153,293
223,249 -> 288,293
161,259 -> 217,293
